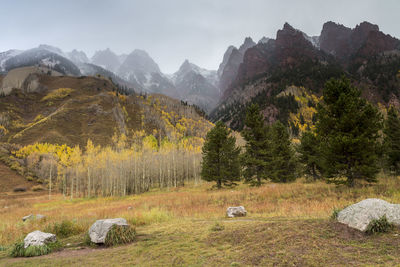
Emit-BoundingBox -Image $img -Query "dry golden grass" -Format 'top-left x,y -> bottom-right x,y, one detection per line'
1,176 -> 400,248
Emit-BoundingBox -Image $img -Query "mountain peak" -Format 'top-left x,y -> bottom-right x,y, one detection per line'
283,22 -> 295,31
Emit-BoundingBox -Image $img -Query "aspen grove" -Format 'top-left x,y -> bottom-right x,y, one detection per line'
13,132 -> 204,198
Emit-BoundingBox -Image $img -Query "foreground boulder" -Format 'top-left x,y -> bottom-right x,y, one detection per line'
24,230 -> 57,248
337,198 -> 400,231
89,218 -> 129,244
227,206 -> 247,218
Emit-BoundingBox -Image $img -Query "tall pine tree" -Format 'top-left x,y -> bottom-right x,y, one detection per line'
316,77 -> 382,186
384,106 -> 400,174
269,121 -> 297,183
297,131 -> 322,180
241,104 -> 271,186
201,121 -> 241,188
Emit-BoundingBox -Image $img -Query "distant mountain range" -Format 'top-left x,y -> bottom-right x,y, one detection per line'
0,44 -> 225,112
1,20 -> 399,121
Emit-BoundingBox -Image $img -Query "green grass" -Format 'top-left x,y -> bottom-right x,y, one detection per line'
9,241 -> 61,258
104,225 -> 136,247
44,220 -> 84,238
365,216 -> 393,235
3,219 -> 400,266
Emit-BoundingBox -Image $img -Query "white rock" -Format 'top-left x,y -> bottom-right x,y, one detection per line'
226,206 -> 247,218
24,230 -> 56,248
89,218 -> 128,244
36,214 -> 46,220
337,198 -> 400,232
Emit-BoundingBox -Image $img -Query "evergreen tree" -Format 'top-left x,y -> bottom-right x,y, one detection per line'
241,104 -> 271,186
316,77 -> 382,186
384,106 -> 400,174
297,131 -> 322,180
269,121 -> 297,182
201,121 -> 241,188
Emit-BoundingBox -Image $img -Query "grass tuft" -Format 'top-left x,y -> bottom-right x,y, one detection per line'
210,222 -> 225,232
9,241 -> 61,257
365,215 -> 393,235
104,225 -> 136,247
44,220 -> 84,238
331,208 -> 342,220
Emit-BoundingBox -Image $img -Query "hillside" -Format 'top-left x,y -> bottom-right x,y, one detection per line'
211,21 -> 400,131
0,69 -> 212,148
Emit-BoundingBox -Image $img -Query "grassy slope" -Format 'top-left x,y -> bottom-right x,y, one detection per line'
0,75 -> 210,148
2,178 -> 400,266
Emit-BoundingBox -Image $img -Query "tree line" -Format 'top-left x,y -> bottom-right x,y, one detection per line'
14,132 -> 203,198
202,77 -> 400,188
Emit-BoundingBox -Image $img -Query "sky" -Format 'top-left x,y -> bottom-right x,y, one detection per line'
1,0 -> 399,73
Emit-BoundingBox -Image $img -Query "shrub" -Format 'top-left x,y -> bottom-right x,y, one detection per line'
210,222 -> 225,232
45,220 -> 84,238
365,216 -> 393,235
32,185 -> 46,192
331,208 -> 342,220
41,88 -> 74,102
9,241 -> 61,257
104,225 -> 136,247
0,245 -> 7,251
13,187 -> 27,192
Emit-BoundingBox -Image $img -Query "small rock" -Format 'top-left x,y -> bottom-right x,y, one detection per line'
36,214 -> 46,220
22,214 -> 34,222
337,198 -> 400,232
226,206 -> 247,218
24,230 -> 57,248
89,218 -> 129,244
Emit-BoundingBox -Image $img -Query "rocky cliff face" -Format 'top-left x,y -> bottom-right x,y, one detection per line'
171,60 -> 219,112
218,37 -> 256,94
211,21 -> 400,131
320,21 -> 399,64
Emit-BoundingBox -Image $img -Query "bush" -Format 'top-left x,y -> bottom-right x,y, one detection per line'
45,220 -> 84,238
32,185 -> 46,192
210,222 -> 225,232
13,187 -> 27,192
0,245 -> 7,251
9,241 -> 61,257
365,216 -> 393,235
331,208 -> 342,220
104,225 -> 136,247
41,88 -> 74,102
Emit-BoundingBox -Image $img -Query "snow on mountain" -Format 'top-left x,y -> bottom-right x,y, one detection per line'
0,49 -> 23,71
302,33 -> 320,48
67,49 -> 89,64
4,48 -> 81,76
91,48 -> 121,73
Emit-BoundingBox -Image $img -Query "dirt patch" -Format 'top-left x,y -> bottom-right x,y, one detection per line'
0,162 -> 38,193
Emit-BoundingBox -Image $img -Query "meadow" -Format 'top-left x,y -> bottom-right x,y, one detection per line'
1,176 -> 400,266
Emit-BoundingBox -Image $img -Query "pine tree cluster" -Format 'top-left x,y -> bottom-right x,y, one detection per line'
201,77 -> 400,188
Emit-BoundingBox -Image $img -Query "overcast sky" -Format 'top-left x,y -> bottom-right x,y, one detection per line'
1,0 -> 399,73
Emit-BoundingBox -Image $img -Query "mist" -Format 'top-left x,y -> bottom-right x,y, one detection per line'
1,0 -> 399,73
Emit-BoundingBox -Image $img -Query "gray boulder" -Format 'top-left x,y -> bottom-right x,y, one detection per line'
89,218 -> 128,244
337,198 -> 400,231
227,206 -> 247,218
24,230 -> 56,248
